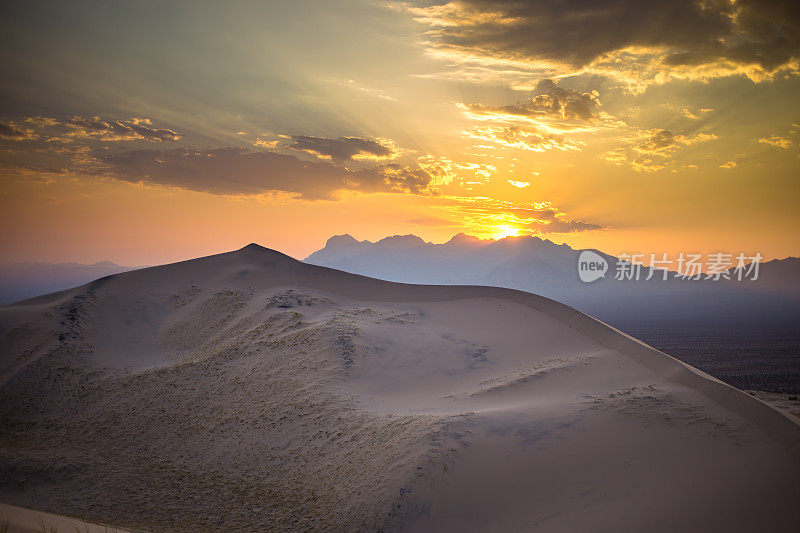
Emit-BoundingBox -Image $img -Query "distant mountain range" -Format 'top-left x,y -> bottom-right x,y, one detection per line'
305,234 -> 800,330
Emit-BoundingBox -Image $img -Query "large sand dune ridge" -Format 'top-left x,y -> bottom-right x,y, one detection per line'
1,244 -> 798,531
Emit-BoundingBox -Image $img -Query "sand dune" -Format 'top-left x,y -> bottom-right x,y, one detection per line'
1,244 -> 798,531
0,503 -> 129,532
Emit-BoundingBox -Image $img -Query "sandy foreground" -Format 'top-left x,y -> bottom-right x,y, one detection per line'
0,502 -> 129,532
1,244 -> 798,531
745,391 -> 800,421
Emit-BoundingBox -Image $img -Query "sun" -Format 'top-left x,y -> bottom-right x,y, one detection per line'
492,225 -> 520,240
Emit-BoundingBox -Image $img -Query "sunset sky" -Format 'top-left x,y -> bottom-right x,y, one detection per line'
1,0 -> 799,265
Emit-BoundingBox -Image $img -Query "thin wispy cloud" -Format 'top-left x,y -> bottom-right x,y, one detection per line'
602,128 -> 719,172
0,115 -> 182,143
65,117 -> 182,142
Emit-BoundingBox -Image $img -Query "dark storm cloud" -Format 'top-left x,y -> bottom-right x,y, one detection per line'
412,0 -> 800,73
100,147 -> 433,199
289,135 -> 396,161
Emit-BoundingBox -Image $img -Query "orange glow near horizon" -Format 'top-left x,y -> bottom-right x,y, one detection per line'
491,225 -> 522,240
0,1 -> 798,266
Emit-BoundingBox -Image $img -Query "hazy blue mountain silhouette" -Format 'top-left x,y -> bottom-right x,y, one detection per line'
306,234 -> 800,332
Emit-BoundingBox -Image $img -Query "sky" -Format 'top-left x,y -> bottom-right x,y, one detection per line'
1,0 -> 799,265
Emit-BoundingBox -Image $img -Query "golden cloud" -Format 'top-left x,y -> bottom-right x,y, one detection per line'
407,0 -> 800,90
